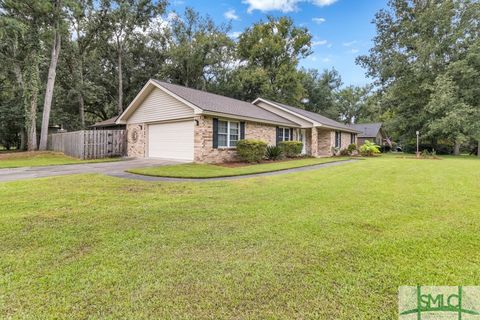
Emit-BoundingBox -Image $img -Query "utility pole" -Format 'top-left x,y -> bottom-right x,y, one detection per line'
416,131 -> 420,158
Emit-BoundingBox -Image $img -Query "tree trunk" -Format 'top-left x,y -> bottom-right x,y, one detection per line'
13,63 -> 27,151
24,53 -> 40,151
26,90 -> 38,151
477,140 -> 480,157
78,58 -> 85,128
19,128 -> 26,150
79,93 -> 85,129
39,25 -> 62,150
117,44 -> 123,115
453,141 -> 461,156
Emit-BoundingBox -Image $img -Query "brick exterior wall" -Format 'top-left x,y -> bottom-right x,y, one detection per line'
126,123 -> 147,157
317,129 -> 334,156
340,132 -> 354,149
194,115 -> 278,163
305,128 -> 312,155
126,116 -> 356,162
315,129 -> 357,156
245,122 -> 276,145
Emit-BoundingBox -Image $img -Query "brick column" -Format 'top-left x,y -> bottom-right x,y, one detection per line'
310,127 -> 319,157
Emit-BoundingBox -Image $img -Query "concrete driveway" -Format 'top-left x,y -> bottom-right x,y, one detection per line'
0,158 -> 182,183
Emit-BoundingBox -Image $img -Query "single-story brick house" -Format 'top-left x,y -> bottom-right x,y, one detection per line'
116,79 -> 361,163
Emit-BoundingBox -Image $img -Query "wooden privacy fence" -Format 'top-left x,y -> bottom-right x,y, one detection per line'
48,130 -> 126,159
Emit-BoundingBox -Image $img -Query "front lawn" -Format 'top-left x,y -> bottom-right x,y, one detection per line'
0,156 -> 479,318
0,151 -> 121,168
127,156 -> 351,178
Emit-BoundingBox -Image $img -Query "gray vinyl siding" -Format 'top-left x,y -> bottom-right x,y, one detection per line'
128,87 -> 194,124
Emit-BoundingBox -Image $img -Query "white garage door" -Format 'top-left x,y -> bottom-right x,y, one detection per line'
148,121 -> 194,161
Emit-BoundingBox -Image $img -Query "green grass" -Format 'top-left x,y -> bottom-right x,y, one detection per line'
1,156 -> 479,319
0,151 -> 121,168
127,157 -> 352,178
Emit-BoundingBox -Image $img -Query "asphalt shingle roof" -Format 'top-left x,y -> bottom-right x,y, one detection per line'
260,98 -> 359,132
349,123 -> 383,138
153,80 -> 297,126
91,116 -> 121,127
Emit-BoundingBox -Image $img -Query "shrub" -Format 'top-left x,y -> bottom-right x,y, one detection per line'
265,145 -> 283,160
420,149 -> 431,158
339,148 -> 351,156
359,140 -> 381,156
347,144 -> 357,153
279,141 -> 303,157
236,139 -> 268,163
331,146 -> 340,156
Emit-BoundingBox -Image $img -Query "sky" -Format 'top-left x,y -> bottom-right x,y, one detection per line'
168,0 -> 389,87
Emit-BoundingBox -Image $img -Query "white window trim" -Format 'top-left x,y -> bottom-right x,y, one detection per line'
218,120 -> 240,148
280,127 -> 291,141
335,131 -> 341,148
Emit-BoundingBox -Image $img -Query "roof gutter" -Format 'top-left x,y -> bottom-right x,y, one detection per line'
317,124 -> 363,133
201,111 -> 301,127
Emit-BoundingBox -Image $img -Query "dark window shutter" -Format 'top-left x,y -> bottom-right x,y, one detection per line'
290,128 -> 293,141
276,127 -> 282,145
213,118 -> 218,148
240,122 -> 245,140
339,132 -> 342,148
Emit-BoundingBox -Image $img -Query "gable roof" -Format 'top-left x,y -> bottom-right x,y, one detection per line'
349,123 -> 383,138
255,98 -> 360,133
91,116 -> 123,128
150,80 -> 297,126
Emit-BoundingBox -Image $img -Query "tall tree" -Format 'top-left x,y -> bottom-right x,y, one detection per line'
357,0 -> 480,151
426,74 -> 474,155
60,0 -> 113,128
336,85 -> 370,124
101,0 -> 166,115
299,68 -> 342,117
234,16 -> 312,104
1,0 -> 50,150
0,10 -> 27,149
39,0 -> 63,150
158,8 -> 234,90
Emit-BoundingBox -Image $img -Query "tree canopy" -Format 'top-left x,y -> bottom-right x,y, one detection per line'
0,0 -> 478,155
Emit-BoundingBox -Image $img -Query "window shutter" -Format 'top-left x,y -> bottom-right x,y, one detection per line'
276,127 -> 282,146
339,132 -> 342,148
213,118 -> 218,148
290,128 -> 294,141
240,122 -> 245,140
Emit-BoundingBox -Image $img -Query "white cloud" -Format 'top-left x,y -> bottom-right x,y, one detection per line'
228,31 -> 242,39
343,40 -> 358,47
312,0 -> 338,6
312,39 -> 328,46
350,48 -> 359,53
312,17 -> 326,24
172,0 -> 184,5
224,9 -> 240,21
243,0 -> 337,13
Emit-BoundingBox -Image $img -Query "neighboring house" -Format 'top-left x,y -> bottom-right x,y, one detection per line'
116,79 -> 361,163
349,122 -> 389,146
91,116 -> 126,130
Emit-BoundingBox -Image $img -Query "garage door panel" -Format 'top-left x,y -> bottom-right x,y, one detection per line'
148,121 -> 194,161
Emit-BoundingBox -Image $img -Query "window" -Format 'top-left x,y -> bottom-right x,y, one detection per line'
218,120 -> 239,148
335,131 -> 341,148
280,127 -> 291,141
350,133 -> 356,144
